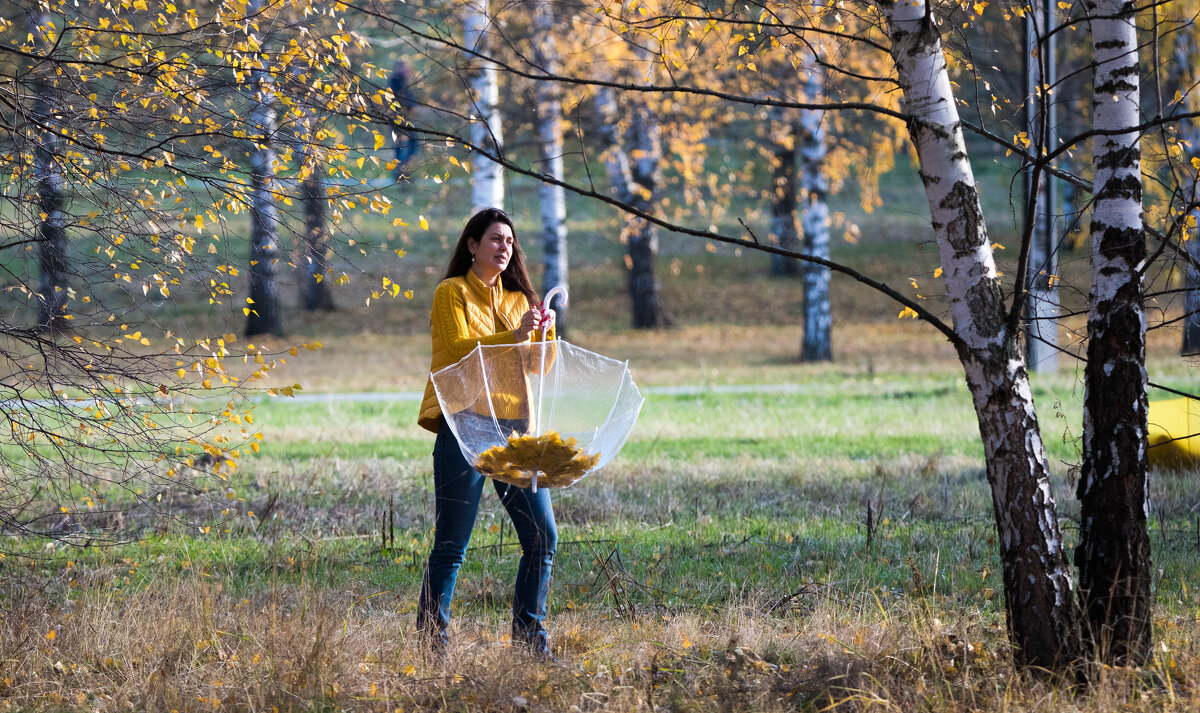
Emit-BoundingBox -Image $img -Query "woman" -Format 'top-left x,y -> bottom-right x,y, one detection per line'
416,207 -> 558,657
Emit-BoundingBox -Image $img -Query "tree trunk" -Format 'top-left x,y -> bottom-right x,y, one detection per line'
1023,1 -> 1059,372
595,86 -> 667,329
301,167 -> 334,312
626,98 -> 667,329
768,110 -> 800,278
880,0 -> 1083,669
1185,178 -> 1200,354
245,0 -> 282,337
25,7 -> 68,333
798,67 -> 832,362
531,2 -> 569,334
464,0 -> 504,212
1176,34 -> 1200,355
1075,0 -> 1151,666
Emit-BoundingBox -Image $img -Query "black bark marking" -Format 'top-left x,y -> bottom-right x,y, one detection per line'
1095,145 -> 1140,170
938,181 -> 987,256
966,280 -> 1005,338
1095,78 -> 1138,94
1094,174 -> 1141,203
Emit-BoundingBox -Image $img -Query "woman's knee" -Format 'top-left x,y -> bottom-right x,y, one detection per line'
534,521 -> 557,558
428,535 -> 470,565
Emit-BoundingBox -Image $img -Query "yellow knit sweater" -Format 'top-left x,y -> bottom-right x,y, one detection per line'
418,270 -> 556,433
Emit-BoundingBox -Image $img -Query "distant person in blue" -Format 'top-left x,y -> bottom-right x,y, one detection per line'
390,59 -> 419,178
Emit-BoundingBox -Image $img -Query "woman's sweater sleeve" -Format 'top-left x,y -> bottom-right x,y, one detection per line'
432,283 -> 521,363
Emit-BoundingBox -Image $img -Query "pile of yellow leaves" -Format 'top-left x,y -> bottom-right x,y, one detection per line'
475,430 -> 600,488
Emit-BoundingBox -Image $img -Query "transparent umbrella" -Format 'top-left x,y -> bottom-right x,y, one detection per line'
431,295 -> 643,491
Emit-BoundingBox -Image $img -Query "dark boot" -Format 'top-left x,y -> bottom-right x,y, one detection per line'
514,623 -> 556,662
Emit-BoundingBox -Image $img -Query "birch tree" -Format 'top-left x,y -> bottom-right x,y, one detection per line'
798,58 -> 832,362
877,0 -> 1082,667
531,1 -> 570,331
23,6 -> 69,333
244,0 -> 284,336
300,145 -> 334,313
464,0 -> 505,211
1022,0 -> 1060,373
1075,0 -> 1151,664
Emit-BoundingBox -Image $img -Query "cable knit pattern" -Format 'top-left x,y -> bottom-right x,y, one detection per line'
418,270 -> 554,432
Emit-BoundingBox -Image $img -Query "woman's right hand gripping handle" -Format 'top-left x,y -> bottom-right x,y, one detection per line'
513,308 -> 543,342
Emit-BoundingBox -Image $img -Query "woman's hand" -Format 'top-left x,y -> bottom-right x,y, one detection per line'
539,307 -> 556,334
513,308 -> 544,341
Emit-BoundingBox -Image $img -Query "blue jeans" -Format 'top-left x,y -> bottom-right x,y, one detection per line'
417,419 -> 557,649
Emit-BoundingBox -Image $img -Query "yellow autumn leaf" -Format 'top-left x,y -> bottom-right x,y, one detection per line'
933,267 -> 943,278
374,132 -> 385,151
898,307 -> 919,319
419,215 -> 429,230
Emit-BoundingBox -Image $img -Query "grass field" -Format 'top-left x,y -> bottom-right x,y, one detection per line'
2,160 -> 1200,711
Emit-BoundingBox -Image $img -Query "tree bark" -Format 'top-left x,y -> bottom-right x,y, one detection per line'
1185,173 -> 1200,354
768,110 -> 801,278
1076,0 -> 1151,665
1176,34 -> 1200,355
1023,1 -> 1059,373
464,0 -> 504,212
595,85 -> 667,329
245,0 -> 283,337
301,166 -> 334,312
880,0 -> 1082,668
25,7 -> 68,333
531,1 -> 569,334
798,67 -> 832,362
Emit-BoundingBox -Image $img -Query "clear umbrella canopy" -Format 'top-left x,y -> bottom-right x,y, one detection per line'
431,339 -> 643,491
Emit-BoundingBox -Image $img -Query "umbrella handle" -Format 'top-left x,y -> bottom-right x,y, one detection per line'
539,286 -> 568,336
531,286 -> 566,494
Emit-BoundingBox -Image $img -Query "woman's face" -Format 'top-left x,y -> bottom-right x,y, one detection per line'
468,221 -> 515,281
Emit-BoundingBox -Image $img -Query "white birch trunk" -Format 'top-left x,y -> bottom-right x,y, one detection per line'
1023,2 -> 1059,372
880,0 -> 1081,668
464,0 -> 504,212
245,0 -> 282,336
531,2 -> 568,331
799,65 -> 832,362
1076,0 -> 1151,664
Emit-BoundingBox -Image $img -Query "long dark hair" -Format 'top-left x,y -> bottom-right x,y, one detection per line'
442,208 -> 538,305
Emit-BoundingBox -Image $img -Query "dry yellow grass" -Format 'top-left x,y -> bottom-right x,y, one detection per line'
6,575 -> 1194,712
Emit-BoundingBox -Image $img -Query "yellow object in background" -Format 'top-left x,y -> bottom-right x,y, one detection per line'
1147,398 -> 1200,470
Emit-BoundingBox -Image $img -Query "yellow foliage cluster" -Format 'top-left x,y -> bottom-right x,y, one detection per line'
475,431 -> 600,489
